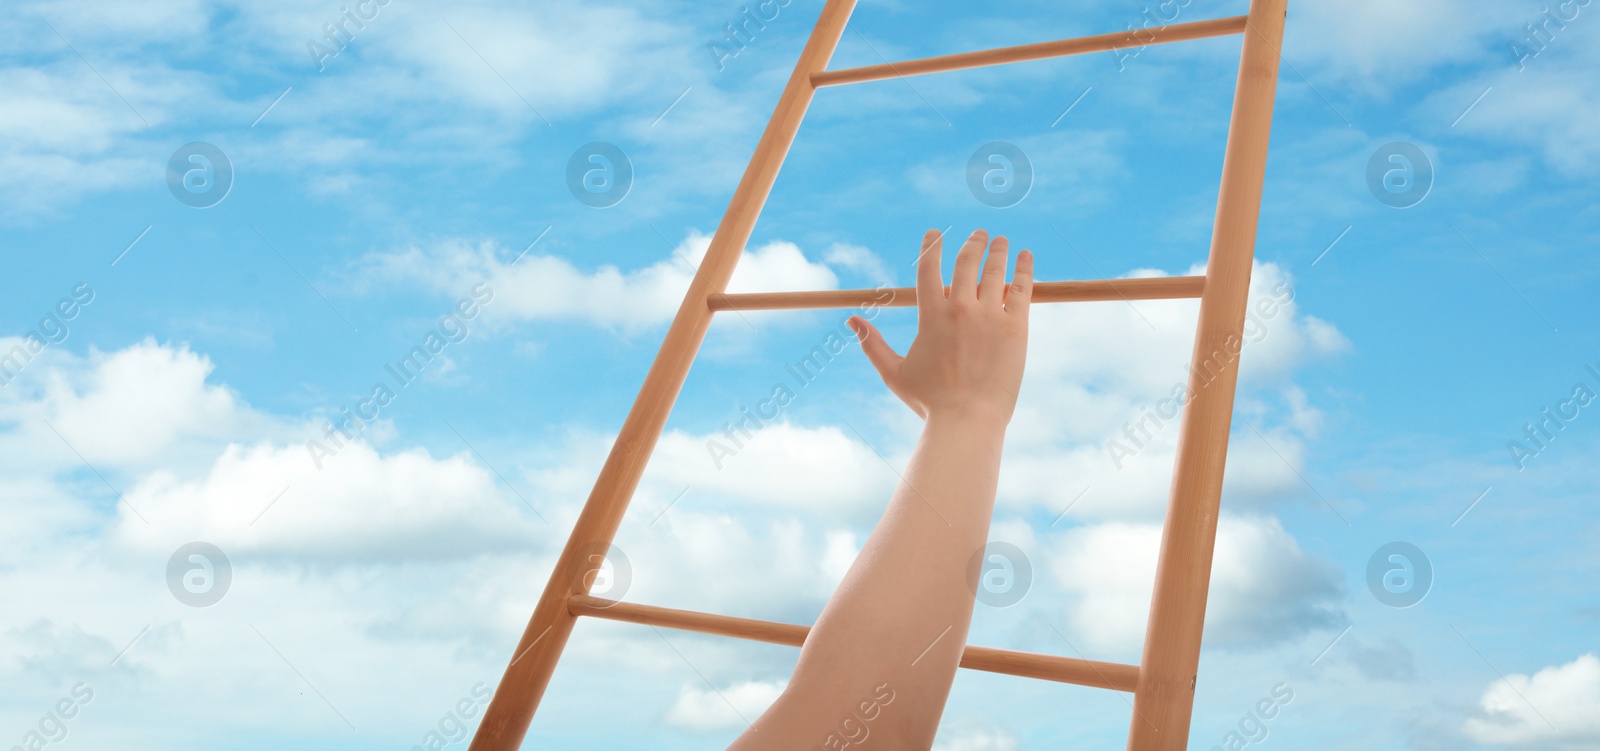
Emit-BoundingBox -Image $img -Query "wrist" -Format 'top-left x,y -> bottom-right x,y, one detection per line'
924,406 -> 1012,436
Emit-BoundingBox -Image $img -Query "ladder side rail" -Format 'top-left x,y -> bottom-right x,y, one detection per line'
467,1 -> 860,747
1126,0 -> 1288,748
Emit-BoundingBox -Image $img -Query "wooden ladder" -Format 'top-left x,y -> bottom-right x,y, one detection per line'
470,0 -> 1288,748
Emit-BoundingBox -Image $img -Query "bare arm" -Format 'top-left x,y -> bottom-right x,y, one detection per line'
727,228 -> 1032,750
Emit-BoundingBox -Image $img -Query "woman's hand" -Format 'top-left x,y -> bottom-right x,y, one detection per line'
848,228 -> 1032,428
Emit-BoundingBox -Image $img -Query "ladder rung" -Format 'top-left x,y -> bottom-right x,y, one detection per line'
709,275 -> 1204,312
569,594 -> 1140,692
812,15 -> 1247,87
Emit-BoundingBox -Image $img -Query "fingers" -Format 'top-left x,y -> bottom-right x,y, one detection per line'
978,235 -> 1010,304
949,229 -> 988,300
1007,248 -> 1034,320
915,229 -> 944,309
848,316 -> 904,387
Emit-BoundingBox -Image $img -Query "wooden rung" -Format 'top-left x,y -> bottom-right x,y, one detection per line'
569,594 -> 1140,692
811,15 -> 1247,87
709,275 -> 1204,312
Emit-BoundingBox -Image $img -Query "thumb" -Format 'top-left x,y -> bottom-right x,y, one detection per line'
848,316 -> 902,386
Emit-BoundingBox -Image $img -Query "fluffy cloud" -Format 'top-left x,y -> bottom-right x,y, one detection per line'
649,423 -> 892,518
1285,0 -> 1519,88
1445,61 -> 1600,177
0,0 -> 745,217
1047,514 -> 1344,657
112,441 -> 548,564
1463,653 -> 1600,749
824,242 -> 895,286
352,230 -> 850,330
1285,0 -> 1600,177
1,339 -> 276,468
0,339 -> 594,743
999,260 -> 1348,523
11,0 -> 214,42
0,63 -> 159,215
612,511 -> 858,622
0,337 -> 546,567
663,679 -> 784,732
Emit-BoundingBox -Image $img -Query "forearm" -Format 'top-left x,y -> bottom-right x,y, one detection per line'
727,229 -> 1031,751
735,413 -> 1008,747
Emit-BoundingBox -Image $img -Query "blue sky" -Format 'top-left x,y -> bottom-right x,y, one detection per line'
3,0 -> 1598,749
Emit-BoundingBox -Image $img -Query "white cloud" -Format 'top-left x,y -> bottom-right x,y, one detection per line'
0,548 -> 557,745
1445,63 -> 1600,177
825,242 -> 895,286
1047,514 -> 1343,657
997,261 -> 1349,523
0,63 -> 156,215
354,230 -> 855,330
211,0 -> 698,122
820,529 -> 860,585
614,512 -> 858,621
0,339 -> 291,481
23,340 -> 270,465
1019,261 -> 1347,396
512,426 -> 880,623
387,4 -> 689,119
663,679 -> 784,732
0,1 -> 728,217
1283,0 -> 1600,177
13,0 -> 213,42
1285,0 -> 1516,89
1464,653 -> 1600,749
0,340 -> 654,743
0,339 -> 546,566
649,423 -> 892,517
111,441 -> 548,564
